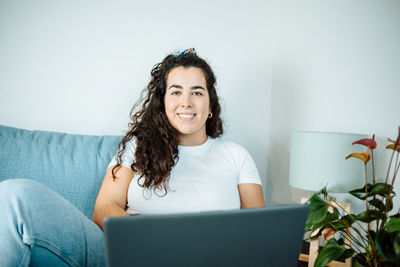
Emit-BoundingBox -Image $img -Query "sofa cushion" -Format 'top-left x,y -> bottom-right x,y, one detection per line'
0,124 -> 122,219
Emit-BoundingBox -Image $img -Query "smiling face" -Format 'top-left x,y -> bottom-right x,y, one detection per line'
164,66 -> 210,146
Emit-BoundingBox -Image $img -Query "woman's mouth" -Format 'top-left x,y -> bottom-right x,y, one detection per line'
178,113 -> 196,120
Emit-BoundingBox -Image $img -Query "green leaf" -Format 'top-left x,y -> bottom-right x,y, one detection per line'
356,210 -> 386,223
307,211 -> 339,234
318,186 -> 328,199
329,214 -> 357,230
334,238 -> 357,262
349,183 -> 393,200
314,238 -> 345,267
338,248 -> 356,262
376,230 -> 400,262
329,238 -> 355,262
370,183 -> 391,196
368,230 -> 377,241
368,198 -> 393,211
306,194 -> 330,224
349,183 -> 374,200
387,217 -> 400,233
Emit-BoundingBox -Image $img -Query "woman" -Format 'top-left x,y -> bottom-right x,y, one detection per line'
0,49 -> 264,266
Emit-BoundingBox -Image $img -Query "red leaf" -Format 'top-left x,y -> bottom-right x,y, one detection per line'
352,138 -> 377,149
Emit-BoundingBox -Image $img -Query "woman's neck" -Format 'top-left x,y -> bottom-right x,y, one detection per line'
178,134 -> 208,146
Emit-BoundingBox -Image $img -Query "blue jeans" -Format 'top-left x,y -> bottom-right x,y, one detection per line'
0,179 -> 106,267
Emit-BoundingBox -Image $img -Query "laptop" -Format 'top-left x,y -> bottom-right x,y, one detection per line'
103,204 -> 309,267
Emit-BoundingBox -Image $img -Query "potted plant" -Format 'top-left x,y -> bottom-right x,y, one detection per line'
305,127 -> 400,267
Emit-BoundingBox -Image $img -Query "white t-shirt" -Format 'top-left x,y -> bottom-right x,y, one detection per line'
108,137 -> 262,215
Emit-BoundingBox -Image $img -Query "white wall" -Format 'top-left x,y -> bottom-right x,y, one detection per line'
0,0 -> 271,197
1,1 -> 399,209
268,1 -> 400,213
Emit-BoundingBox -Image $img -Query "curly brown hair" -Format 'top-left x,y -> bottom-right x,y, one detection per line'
112,51 -> 223,195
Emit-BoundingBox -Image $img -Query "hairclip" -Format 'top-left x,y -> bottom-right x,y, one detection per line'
172,48 -> 196,58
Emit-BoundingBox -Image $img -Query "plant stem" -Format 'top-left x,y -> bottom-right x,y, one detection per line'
379,147 -> 396,230
350,224 -> 370,248
328,222 -> 368,259
394,150 -> 399,178
332,200 -> 370,236
384,146 -> 395,185
371,147 -> 379,234
384,151 -> 399,222
327,200 -> 374,264
371,144 -> 376,185
326,200 -> 370,249
343,227 -> 367,250
364,163 -> 371,236
328,215 -> 365,249
329,203 -> 372,257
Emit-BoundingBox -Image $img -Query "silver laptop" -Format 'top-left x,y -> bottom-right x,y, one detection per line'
103,205 -> 308,267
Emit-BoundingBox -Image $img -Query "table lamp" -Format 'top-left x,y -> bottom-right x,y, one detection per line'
289,131 -> 368,193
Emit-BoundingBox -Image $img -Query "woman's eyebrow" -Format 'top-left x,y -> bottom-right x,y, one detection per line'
168,85 -> 205,90
191,86 -> 205,90
168,84 -> 183,90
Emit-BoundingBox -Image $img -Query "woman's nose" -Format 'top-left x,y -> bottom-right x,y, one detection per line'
180,93 -> 192,107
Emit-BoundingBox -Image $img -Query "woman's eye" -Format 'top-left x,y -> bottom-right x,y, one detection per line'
171,91 -> 181,95
193,91 -> 203,96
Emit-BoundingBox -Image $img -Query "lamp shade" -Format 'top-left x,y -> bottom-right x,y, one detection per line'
289,131 -> 368,193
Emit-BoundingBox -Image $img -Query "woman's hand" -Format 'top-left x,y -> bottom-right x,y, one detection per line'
92,165 -> 134,230
238,184 -> 265,209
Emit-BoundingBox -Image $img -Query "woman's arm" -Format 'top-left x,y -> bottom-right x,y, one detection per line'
92,165 -> 134,230
238,184 -> 265,209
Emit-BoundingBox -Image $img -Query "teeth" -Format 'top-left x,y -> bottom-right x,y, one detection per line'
178,114 -> 195,118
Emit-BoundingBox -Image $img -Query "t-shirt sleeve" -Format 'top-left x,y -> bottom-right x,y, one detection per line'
234,144 -> 262,185
107,139 -> 136,169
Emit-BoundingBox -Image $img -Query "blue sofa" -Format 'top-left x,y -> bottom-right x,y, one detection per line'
0,124 -> 122,219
